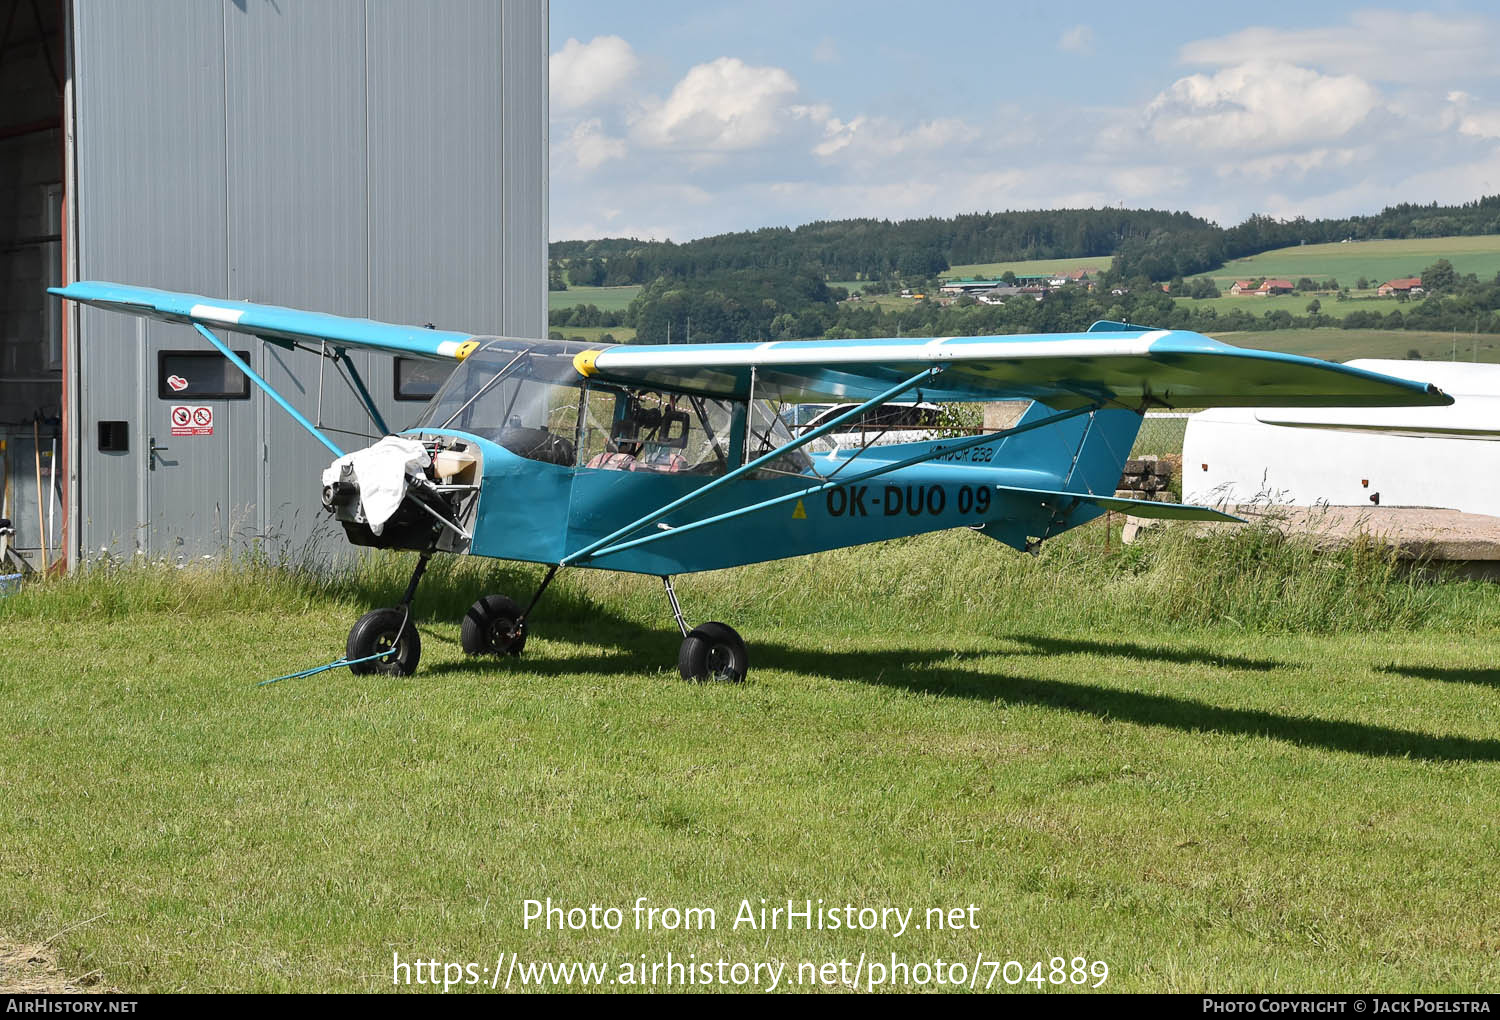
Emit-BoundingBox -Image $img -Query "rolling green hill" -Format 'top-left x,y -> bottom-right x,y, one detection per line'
1211,236 -> 1500,289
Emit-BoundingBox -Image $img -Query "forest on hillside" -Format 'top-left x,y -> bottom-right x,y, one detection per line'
548,196 -> 1500,344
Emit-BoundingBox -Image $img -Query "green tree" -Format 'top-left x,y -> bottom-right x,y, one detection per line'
1421,258 -> 1457,294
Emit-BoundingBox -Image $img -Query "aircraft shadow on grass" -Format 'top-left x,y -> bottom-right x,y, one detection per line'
1378,664 -> 1500,689
411,606 -> 1500,764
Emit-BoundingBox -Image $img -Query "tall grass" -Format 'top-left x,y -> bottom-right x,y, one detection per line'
7,512 -> 1492,638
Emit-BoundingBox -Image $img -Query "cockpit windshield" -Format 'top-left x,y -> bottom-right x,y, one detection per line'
413,339 -> 592,466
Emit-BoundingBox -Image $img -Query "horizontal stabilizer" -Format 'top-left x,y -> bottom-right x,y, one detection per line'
997,484 -> 1243,522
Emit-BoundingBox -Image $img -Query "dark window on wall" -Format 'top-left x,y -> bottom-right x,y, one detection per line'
394,357 -> 453,401
157,350 -> 252,400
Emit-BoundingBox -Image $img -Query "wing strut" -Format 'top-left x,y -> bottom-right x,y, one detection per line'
329,346 -> 391,437
561,366 -> 945,566
192,323 -> 345,457
574,402 -> 1104,565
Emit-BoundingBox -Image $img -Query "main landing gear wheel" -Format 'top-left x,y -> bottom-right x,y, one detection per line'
461,594 -> 527,657
346,607 -> 421,677
678,622 -> 749,684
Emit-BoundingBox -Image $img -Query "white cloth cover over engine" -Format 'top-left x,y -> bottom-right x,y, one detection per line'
321,437 -> 432,535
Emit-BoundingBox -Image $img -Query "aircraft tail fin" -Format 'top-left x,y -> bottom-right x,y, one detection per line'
1062,407 -> 1146,499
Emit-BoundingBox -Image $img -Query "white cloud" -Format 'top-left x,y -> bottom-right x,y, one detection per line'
812,38 -> 840,64
812,116 -> 979,159
557,119 -> 627,172
1144,61 -> 1381,151
1446,90 -> 1500,140
1179,11 -> 1500,85
1058,25 -> 1094,55
1218,147 -> 1364,182
550,36 -> 640,112
1460,113 -> 1500,140
633,57 -> 800,151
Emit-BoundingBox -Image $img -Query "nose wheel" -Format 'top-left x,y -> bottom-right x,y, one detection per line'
345,555 -> 430,677
346,606 -> 422,676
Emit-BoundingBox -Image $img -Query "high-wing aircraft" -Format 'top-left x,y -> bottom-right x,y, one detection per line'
52,281 -> 1451,683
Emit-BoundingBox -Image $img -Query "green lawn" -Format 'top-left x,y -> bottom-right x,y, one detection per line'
549,285 -> 642,314
3,528 -> 1500,992
1212,236 -> 1500,289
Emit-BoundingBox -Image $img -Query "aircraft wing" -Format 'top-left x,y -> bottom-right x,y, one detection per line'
49,281 -> 483,362
576,326 -> 1453,410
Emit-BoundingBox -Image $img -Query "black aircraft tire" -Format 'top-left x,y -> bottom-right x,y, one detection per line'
678,622 -> 749,683
347,607 -> 421,677
461,595 -> 527,657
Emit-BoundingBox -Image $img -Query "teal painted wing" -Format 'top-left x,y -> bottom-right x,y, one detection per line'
582,330 -> 1453,410
50,281 -> 481,362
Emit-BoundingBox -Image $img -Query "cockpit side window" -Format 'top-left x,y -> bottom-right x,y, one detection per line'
579,384 -> 739,477
747,399 -> 820,476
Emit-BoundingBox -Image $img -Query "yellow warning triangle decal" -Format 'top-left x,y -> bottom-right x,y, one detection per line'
792,499 -> 807,520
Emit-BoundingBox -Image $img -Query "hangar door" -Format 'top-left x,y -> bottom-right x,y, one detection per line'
143,343 -> 258,554
78,311 -> 262,559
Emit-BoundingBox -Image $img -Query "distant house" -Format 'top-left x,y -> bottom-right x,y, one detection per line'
1229,279 -> 1256,295
1255,279 -> 1293,296
1378,277 -> 1424,297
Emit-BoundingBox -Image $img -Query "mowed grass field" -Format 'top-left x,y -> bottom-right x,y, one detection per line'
1213,236 -> 1500,289
1174,293 -> 1388,319
3,526 -> 1500,993
1211,328 -> 1500,364
549,285 -> 641,314
945,255 -> 1114,280
548,325 -> 638,344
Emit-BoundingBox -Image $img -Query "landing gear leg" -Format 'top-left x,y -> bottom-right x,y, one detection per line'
347,553 -> 429,676
662,574 -> 689,637
664,575 -> 749,683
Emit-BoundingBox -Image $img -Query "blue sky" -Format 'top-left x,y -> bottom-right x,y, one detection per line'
549,2 -> 1500,241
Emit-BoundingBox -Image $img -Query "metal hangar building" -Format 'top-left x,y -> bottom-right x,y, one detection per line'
0,0 -> 548,570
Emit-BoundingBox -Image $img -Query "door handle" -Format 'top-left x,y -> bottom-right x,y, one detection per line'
149,436 -> 169,471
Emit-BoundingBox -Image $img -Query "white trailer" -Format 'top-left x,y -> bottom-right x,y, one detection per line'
1182,360 -> 1500,517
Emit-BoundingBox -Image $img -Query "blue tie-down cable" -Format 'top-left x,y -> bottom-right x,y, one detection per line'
259,609 -> 411,686
257,648 -> 396,687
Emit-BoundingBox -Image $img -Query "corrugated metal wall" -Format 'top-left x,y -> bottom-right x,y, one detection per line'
71,0 -> 547,561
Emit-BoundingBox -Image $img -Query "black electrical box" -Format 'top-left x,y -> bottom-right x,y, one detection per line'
98,421 -> 129,452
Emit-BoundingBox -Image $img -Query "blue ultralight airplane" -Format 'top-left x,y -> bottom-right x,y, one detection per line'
52,281 -> 1452,683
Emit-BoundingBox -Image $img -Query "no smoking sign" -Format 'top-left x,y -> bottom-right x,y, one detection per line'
170,404 -> 214,437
